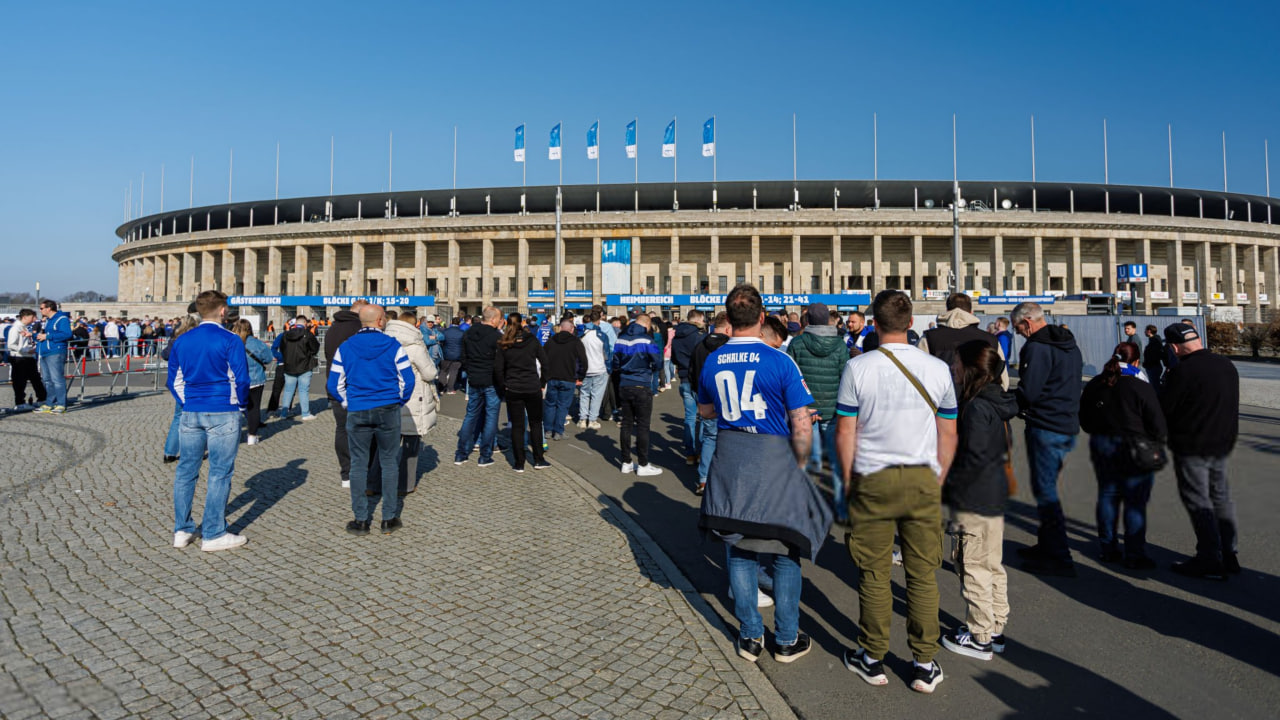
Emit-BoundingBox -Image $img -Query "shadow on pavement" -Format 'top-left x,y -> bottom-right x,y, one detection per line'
226,458 -> 308,533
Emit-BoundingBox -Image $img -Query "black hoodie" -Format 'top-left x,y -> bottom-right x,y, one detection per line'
280,326 -> 320,375
544,330 -> 588,382
494,330 -> 548,395
325,309 -> 362,400
945,383 -> 1021,516
1016,324 -> 1083,435
670,322 -> 705,380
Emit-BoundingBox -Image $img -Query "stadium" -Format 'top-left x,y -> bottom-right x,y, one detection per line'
107,179 -> 1280,325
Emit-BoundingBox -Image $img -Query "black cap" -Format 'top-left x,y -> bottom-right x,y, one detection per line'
1164,323 -> 1199,344
804,302 -> 829,326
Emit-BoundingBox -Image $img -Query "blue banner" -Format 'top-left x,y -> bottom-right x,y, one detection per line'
527,290 -> 595,299
548,123 -> 562,160
977,295 -> 1057,305
625,120 -> 637,158
662,119 -> 676,157
513,124 -> 525,162
605,293 -> 871,307
228,295 -> 436,308
587,121 -> 599,159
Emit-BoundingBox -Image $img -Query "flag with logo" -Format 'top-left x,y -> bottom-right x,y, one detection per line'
662,119 -> 676,158
702,117 -> 715,157
549,123 -> 562,160
625,120 -> 637,159
587,121 -> 599,159
514,124 -> 525,162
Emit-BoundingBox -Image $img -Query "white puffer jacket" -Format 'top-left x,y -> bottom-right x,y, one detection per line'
384,319 -> 439,436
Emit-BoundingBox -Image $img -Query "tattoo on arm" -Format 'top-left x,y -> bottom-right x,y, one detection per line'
788,406 -> 813,465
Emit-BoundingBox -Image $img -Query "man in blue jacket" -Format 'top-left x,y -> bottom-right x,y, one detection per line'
327,304 -> 416,536
613,313 -> 663,476
439,318 -> 465,394
35,299 -> 73,414
167,290 -> 250,552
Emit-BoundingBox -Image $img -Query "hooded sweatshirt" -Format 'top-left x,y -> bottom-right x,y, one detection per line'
279,325 -> 320,375
37,311 -> 72,357
326,327 -> 415,411
612,321 -> 661,388
494,330 -> 548,395
669,322 -> 705,380
544,330 -> 588,382
1016,324 -> 1084,435
944,383 -> 1021,516
918,307 -> 1008,390
786,325 -> 847,419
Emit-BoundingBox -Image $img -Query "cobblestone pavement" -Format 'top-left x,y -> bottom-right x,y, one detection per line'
0,394 -> 794,719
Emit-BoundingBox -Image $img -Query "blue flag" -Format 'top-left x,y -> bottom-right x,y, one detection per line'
587,121 -> 599,159
625,120 -> 637,159
549,123 -> 561,160
702,117 -> 715,157
514,124 -> 525,162
662,119 -> 676,158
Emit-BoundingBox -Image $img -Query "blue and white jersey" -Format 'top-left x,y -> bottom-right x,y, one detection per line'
697,336 -> 814,437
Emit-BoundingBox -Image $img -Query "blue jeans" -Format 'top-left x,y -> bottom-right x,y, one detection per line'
663,359 -> 674,386
107,338 -> 119,356
455,385 -> 500,462
164,400 -> 183,457
579,374 -> 608,423
1025,426 -> 1076,506
173,411 -> 241,540
1089,434 -> 1154,559
347,404 -> 403,522
728,546 -> 803,645
697,417 -> 718,482
811,419 -> 845,520
279,372 -> 312,417
39,353 -> 67,408
678,381 -> 700,455
543,380 -> 576,436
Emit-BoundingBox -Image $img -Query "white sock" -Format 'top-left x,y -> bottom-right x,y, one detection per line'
914,661 -> 934,671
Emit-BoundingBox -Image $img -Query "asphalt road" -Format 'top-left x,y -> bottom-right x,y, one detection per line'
438,387 -> 1280,720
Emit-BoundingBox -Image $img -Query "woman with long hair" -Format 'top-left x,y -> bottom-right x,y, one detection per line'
941,342 -> 1019,662
1080,342 -> 1167,570
494,313 -> 549,472
160,314 -> 200,463
231,319 -> 274,445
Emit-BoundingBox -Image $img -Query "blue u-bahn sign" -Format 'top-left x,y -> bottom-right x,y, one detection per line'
1116,264 -> 1148,283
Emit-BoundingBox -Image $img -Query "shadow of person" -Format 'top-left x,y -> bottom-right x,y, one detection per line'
226,458 -> 308,533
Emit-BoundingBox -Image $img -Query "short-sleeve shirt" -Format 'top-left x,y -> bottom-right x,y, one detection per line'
835,343 -> 958,475
697,337 -> 815,436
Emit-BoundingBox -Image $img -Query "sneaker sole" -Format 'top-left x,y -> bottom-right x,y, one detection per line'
843,653 -> 889,686
773,644 -> 811,663
200,537 -> 247,552
736,645 -> 762,663
911,670 -> 944,693
941,636 -> 993,661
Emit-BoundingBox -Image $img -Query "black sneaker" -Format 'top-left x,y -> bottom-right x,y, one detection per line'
1099,547 -> 1123,563
1223,552 -> 1242,575
163,455 -> 179,464
1123,556 -> 1157,571
380,518 -> 402,534
991,634 -> 1006,654
941,628 -> 993,661
736,636 -> 764,663
477,458 -> 495,468
1171,556 -> 1227,581
772,633 -> 811,663
532,461 -> 551,470
345,520 -> 371,536
1021,555 -> 1078,578
910,662 -> 944,693
842,647 -> 888,686
1015,544 -> 1043,560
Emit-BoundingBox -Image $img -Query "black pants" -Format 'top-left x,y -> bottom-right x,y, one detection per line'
439,360 -> 461,392
10,357 -> 46,405
619,385 -> 653,466
367,435 -> 420,496
266,370 -> 286,412
600,370 -> 621,420
332,400 -> 351,482
246,386 -> 265,436
506,391 -> 545,469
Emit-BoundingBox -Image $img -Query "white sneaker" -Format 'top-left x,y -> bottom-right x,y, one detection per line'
246,435 -> 260,446
621,462 -> 636,474
341,480 -> 351,489
200,533 -> 247,552
636,464 -> 663,477
577,420 -> 587,429
588,421 -> 602,430
728,586 -> 775,608
173,531 -> 196,548
300,415 -> 316,422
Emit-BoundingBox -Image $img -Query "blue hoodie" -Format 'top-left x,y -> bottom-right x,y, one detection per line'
167,322 -> 250,413
326,328 -> 415,411
37,311 -> 73,357
612,321 -> 661,388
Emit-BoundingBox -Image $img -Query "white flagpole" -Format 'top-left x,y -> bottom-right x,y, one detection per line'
1222,131 -> 1228,192
228,149 -> 233,203
952,114 -> 957,183
329,136 -> 334,195
453,126 -> 457,190
1267,139 -> 1272,197
1103,119 -> 1109,184
128,180 -> 132,221
388,131 -> 393,192
596,118 -> 600,186
674,116 -> 678,183
634,117 -> 639,213
275,142 -> 280,200
559,120 -> 563,186
793,112 -> 799,209
873,112 -> 878,181
160,164 -> 165,212
1030,114 -> 1037,212
712,114 -> 717,184
189,156 -> 194,209
523,120 -> 527,189
1168,124 -> 1174,188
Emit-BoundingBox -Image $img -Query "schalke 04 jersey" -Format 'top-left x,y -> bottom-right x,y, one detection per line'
697,336 -> 814,436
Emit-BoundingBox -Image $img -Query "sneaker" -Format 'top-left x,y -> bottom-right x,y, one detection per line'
380,518 -> 402,534
173,531 -> 196,549
685,454 -> 698,466
346,520 -> 371,536
300,415 -> 316,422
341,480 -> 351,489
991,634 -> 1006,654
942,628 -> 993,661
514,466 -> 525,473
695,481 -> 706,496
843,647 -> 889,686
35,405 -> 52,414
588,421 -> 602,430
454,458 -> 469,466
532,461 -> 551,470
728,586 -> 774,608
773,633 -> 812,663
163,455 -> 179,464
551,433 -> 562,441
910,662 -> 944,693
636,464 -> 663,477
1171,556 -> 1227,581
477,458 -> 495,468
52,406 -> 66,414
246,435 -> 260,446
578,420 -> 587,429
892,549 -> 904,566
200,533 -> 247,552
736,636 -> 765,663
621,462 -> 636,474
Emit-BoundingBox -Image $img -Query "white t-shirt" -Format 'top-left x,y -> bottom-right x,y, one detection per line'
835,343 -> 958,476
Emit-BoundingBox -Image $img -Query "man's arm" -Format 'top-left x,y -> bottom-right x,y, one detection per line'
788,406 -> 813,466
935,416 -> 958,485
835,415 -> 858,498
698,401 -> 716,419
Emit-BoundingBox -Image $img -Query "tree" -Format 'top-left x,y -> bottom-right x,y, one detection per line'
1240,324 -> 1268,359
62,291 -> 117,303
0,291 -> 36,304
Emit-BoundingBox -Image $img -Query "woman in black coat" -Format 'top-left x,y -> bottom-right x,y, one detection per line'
494,314 -> 549,472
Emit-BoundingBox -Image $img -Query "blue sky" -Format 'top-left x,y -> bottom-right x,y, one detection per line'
2,0 -> 1278,297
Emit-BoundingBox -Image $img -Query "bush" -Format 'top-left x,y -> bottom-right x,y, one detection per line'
1205,322 -> 1238,352
1241,324 -> 1269,358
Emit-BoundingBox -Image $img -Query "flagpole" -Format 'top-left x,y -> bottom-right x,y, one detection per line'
388,131 -> 393,192
712,114 -> 718,212
160,163 -> 165,212
140,172 -> 145,216
673,116 -> 678,210
1168,124 -> 1174,188
952,113 -> 961,293
595,118 -> 601,213
452,125 -> 458,217
559,120 -> 564,186
329,136 -> 334,195
792,113 -> 798,209
1103,118 -> 1109,213
1030,114 -> 1037,212
227,149 -> 233,203
274,142 -> 280,200
189,156 -> 194,209
873,112 -> 878,181
1266,139 -> 1272,225
1222,131 -> 1228,192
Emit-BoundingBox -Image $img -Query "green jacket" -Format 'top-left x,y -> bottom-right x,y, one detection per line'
786,326 -> 848,419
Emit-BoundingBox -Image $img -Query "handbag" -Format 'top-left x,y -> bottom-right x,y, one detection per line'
1125,435 -> 1168,473
1003,421 -> 1018,495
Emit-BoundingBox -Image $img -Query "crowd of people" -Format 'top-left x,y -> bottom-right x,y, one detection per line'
39,284 -> 1239,694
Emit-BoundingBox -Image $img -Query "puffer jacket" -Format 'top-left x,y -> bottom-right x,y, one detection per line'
385,319 -> 439,437
945,383 -> 1021,516
786,325 -> 848,419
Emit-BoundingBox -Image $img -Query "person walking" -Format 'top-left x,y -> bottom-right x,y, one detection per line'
689,312 -> 732,496
167,290 -> 250,552
1160,323 -> 1241,579
439,317 -> 465,394
786,303 -> 850,522
325,301 -> 366,489
327,304 -> 416,536
671,310 -> 707,466
1143,325 -> 1165,389
420,316 -> 445,373
698,284 -> 831,665
232,319 -> 274,446
836,290 -> 957,694
454,307 -> 503,467
577,311 -> 613,429
613,313 -> 663,476
34,300 -> 72,414
375,311 -> 439,495
495,313 -> 551,472
1010,301 -> 1084,578
542,317 -> 587,442
1080,342 -> 1168,571
940,342 -> 1019,662
276,317 -> 320,420
6,309 -> 46,410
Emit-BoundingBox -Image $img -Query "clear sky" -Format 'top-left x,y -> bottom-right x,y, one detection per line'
2,0 -> 1277,298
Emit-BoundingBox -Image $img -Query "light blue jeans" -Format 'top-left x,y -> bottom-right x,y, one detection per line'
279,371 -> 312,418
173,411 -> 241,540
697,417 -> 718,482
728,546 -> 802,645
164,400 -> 183,457
810,419 -> 845,520
678,381 -> 700,456
579,374 -> 608,423
39,353 -> 67,408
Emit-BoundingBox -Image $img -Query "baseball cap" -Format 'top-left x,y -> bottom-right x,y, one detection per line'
804,303 -> 829,326
1164,323 -> 1199,344
786,321 -> 802,335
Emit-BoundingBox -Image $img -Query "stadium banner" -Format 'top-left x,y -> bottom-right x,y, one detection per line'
625,120 -> 637,159
549,123 -> 562,160
514,124 -> 525,162
702,117 -> 715,157
587,121 -> 599,159
978,295 -> 1057,305
527,290 -> 595,299
228,295 -> 436,307
662,120 -> 676,158
606,292 -> 872,307
601,239 -> 631,295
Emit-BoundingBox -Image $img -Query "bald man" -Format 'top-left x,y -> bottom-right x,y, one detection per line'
327,305 -> 416,535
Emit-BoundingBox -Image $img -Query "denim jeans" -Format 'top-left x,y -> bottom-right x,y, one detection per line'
173,411 -> 241,540
455,385 -> 500,462
1025,426 -> 1076,506
279,371 -> 312,418
812,419 -> 845,520
348,403 -> 403,522
106,338 -> 119,356
543,380 -> 576,436
663,359 -> 674,387
727,546 -> 803,645
1089,434 -> 1154,559
164,400 -> 183,457
697,417 -> 718,482
579,374 -> 608,423
39,353 -> 67,408
678,381 -> 700,455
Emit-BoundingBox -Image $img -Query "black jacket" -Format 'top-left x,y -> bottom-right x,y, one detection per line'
442,325 -> 465,362
325,310 -> 362,400
945,384 -> 1021,516
544,330 -> 588,382
688,332 -> 731,395
1160,349 -> 1239,457
1016,325 -> 1083,435
280,326 -> 320,375
460,324 -> 502,387
1081,374 -> 1167,441
670,322 -> 705,380
1143,335 -> 1165,375
494,330 -> 548,395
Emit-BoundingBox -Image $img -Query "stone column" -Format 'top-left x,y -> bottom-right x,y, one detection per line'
152,256 -> 166,301
710,234 -> 720,291
351,243 -> 366,295
167,254 -> 180,302
117,263 -> 130,302
293,246 -> 309,296
322,244 -> 337,295
518,237 -> 530,308
1167,239 -> 1184,304
911,235 -> 924,298
990,235 -> 1005,296
1069,236 -> 1082,295
1103,238 -> 1118,293
791,234 -> 802,293
201,251 -> 216,293
1030,236 -> 1044,295
832,234 -> 843,293
591,237 -> 602,297
183,253 -> 197,300
1199,241 -> 1213,302
1264,245 -> 1279,311
630,236 -> 642,292
670,234 -> 680,294
413,238 -> 427,297
481,237 -> 494,305
265,247 -> 281,295
750,235 -> 760,286
448,238 -> 460,304
1227,242 -> 1240,306
221,250 -> 237,296
871,234 -> 884,292
243,249 -> 258,297
1247,244 -> 1261,310
383,241 -> 396,295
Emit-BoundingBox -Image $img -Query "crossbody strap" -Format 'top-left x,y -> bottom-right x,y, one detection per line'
875,347 -> 937,414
